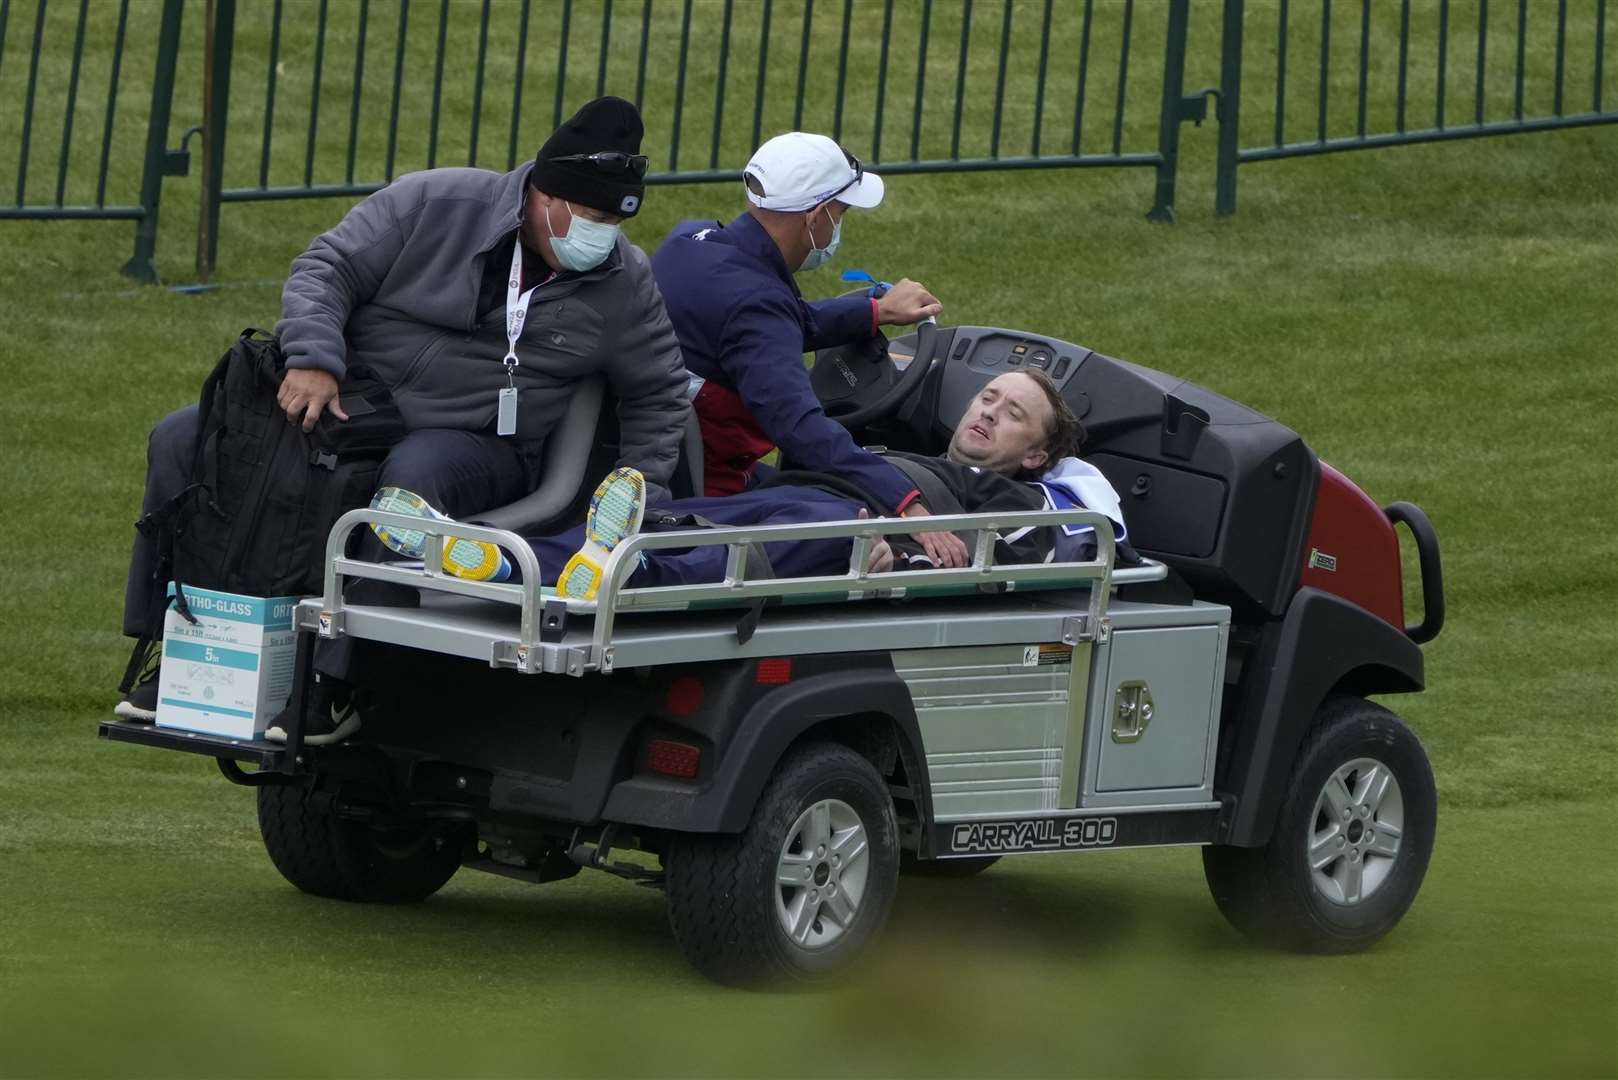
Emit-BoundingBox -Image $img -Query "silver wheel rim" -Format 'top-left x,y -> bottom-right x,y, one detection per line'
1308,756 -> 1405,906
774,798 -> 871,950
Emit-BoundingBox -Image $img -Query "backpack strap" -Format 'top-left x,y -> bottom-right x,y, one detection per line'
132,481 -> 205,628
116,588 -> 173,694
116,630 -> 157,696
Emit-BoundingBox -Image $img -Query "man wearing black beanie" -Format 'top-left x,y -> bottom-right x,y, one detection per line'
117,97 -> 690,728
274,94 -> 684,492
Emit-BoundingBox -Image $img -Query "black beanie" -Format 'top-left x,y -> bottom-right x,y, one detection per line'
531,96 -> 646,218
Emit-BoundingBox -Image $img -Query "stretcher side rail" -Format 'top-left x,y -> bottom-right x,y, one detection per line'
589,509 -> 1122,669
317,507 -> 1154,675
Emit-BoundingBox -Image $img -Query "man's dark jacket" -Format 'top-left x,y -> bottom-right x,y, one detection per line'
651,213 -> 916,510
768,451 -> 1104,568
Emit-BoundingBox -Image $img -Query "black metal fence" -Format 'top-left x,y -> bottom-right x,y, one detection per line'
2,0 -> 1614,281
195,0 -> 1191,273
0,0 -> 186,280
1215,0 -> 1617,213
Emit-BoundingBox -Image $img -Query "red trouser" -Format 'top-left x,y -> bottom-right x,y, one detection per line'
692,380 -> 775,497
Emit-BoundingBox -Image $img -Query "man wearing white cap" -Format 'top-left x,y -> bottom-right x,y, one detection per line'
651,131 -> 966,569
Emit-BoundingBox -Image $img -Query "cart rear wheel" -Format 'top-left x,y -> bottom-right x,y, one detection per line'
257,785 -> 465,904
665,741 -> 899,986
1203,696 -> 1436,952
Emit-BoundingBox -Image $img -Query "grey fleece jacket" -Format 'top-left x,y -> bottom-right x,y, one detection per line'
276,163 -> 690,496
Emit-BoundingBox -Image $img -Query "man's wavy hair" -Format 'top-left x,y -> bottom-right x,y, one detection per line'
1013,367 -> 1085,469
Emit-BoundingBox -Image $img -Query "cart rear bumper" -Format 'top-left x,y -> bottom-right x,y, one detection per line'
98,718 -> 290,770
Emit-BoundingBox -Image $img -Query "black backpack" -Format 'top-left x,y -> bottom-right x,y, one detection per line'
122,328 -> 405,684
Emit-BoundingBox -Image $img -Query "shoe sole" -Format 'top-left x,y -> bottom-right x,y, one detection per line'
370,486 -> 505,581
438,533 -> 505,581
559,468 -> 646,600
113,699 -> 156,722
586,468 -> 647,549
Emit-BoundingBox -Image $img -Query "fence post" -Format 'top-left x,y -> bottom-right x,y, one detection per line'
1215,0 -> 1245,216
121,0 -> 185,282
1147,0 -> 1192,223
197,0 -> 236,280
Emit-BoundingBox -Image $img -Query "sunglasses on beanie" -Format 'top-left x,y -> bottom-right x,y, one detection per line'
549,151 -> 650,178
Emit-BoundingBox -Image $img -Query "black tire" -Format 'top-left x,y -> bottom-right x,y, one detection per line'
665,741 -> 900,987
1203,695 -> 1437,953
900,851 -> 1000,878
257,785 -> 465,904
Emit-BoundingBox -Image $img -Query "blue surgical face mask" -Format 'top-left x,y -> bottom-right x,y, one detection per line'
545,200 -> 620,271
799,206 -> 841,272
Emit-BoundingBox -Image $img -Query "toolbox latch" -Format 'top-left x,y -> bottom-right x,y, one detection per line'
1112,680 -> 1155,743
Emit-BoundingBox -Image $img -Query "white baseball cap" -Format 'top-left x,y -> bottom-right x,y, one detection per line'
743,132 -> 885,212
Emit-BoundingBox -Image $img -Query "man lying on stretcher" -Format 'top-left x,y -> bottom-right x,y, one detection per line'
367,369 -> 1133,597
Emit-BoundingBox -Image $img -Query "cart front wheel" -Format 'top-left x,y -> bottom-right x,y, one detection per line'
1203,695 -> 1436,953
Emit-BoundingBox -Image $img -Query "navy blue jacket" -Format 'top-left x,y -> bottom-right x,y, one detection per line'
650,213 -> 917,511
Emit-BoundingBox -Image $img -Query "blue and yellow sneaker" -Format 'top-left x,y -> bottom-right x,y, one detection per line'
369,487 -> 510,582
558,467 -> 646,600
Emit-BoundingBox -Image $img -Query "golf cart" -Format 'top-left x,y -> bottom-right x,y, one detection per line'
101,318 -> 1445,986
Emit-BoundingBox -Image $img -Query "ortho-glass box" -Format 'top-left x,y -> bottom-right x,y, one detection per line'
154,585 -> 301,740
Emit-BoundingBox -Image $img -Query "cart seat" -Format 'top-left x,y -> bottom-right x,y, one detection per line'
473,378 -> 704,535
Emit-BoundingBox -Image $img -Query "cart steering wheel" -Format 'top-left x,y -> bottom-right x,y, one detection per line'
829,319 -> 941,430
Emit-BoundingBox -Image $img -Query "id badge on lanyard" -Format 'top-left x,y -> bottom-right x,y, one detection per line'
498,241 -> 539,436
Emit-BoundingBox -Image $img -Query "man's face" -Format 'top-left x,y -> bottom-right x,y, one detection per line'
946,372 -> 1055,475
521,187 -> 624,268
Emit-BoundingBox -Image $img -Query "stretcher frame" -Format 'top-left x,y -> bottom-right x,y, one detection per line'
309,506 -> 1168,676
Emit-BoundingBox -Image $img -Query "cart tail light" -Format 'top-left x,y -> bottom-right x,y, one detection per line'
645,739 -> 702,779
756,658 -> 793,685
663,676 -> 704,717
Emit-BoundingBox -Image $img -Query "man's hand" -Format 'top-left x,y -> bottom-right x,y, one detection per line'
277,368 -> 349,432
874,278 -> 943,326
899,503 -> 970,568
856,509 -> 896,574
865,537 -> 895,574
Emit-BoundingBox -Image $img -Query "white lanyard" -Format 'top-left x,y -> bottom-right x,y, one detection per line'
503,239 -> 539,382
498,240 -> 545,435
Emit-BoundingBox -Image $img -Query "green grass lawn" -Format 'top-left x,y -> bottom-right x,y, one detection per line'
0,800 -> 1612,1078
3,1 -> 1617,1077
